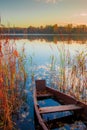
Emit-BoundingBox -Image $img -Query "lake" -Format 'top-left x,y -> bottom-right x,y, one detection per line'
0,34 -> 87,130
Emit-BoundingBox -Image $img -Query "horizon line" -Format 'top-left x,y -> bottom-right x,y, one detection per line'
0,23 -> 87,28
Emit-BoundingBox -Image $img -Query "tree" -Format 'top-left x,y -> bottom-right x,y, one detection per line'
53,24 -> 58,33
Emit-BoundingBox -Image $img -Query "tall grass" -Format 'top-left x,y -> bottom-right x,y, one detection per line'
69,49 -> 87,102
0,36 -> 27,130
57,43 -> 66,92
49,41 -> 87,104
58,44 -> 87,103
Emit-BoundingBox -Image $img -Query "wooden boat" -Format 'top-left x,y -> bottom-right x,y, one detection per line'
34,80 -> 87,130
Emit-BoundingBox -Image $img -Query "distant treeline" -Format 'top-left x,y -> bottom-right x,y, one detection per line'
0,24 -> 87,34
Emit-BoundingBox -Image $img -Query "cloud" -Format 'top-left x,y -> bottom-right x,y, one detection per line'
80,13 -> 87,16
36,0 -> 62,4
70,12 -> 87,18
46,0 -> 57,3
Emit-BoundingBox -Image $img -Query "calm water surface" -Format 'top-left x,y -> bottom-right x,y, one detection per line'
1,35 -> 87,130
15,36 -> 87,130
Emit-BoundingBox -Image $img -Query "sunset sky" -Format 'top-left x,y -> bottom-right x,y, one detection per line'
0,0 -> 87,27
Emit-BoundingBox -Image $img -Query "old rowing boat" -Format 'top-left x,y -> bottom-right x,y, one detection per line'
33,80 -> 87,130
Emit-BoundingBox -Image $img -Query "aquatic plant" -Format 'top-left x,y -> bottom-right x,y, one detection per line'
57,42 -> 87,103
70,49 -> 87,102
0,36 -> 27,130
57,43 -> 66,92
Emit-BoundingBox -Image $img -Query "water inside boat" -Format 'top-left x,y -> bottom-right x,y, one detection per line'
37,98 -> 87,130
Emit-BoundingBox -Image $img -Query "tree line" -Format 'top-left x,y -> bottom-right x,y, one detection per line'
0,24 -> 87,34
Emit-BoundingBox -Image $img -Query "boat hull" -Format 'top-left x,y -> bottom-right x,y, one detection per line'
34,80 -> 87,130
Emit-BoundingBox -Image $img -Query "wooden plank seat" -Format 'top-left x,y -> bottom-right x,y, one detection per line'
39,104 -> 82,114
37,93 -> 53,99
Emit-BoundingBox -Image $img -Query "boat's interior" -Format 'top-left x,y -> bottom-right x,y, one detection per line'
35,80 -> 87,130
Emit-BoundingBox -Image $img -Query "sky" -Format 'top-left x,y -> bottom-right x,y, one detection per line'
0,0 -> 87,27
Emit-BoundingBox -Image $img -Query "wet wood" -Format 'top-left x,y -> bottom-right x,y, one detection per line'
37,93 -> 53,99
39,104 -> 82,114
34,88 -> 48,130
34,80 -> 87,130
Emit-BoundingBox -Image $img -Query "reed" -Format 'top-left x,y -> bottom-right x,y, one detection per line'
57,43 -> 66,92
55,41 -> 87,103
0,36 -> 27,130
70,49 -> 87,102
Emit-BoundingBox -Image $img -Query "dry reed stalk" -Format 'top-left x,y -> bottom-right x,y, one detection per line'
0,37 -> 27,129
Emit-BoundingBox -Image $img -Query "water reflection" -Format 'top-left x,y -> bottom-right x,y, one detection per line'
0,35 -> 87,130
1,34 -> 87,44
